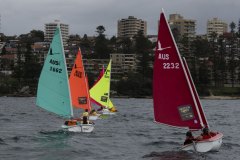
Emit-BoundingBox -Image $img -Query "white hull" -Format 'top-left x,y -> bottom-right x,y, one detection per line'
89,115 -> 100,121
100,109 -> 116,115
181,133 -> 223,152
61,124 -> 94,133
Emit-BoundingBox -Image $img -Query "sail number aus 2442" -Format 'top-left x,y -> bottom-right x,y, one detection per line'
163,63 -> 179,69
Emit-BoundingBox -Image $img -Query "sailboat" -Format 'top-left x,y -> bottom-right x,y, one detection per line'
89,60 -> 117,115
153,10 -> 223,152
36,25 -> 94,133
90,65 -> 116,113
68,48 -> 99,121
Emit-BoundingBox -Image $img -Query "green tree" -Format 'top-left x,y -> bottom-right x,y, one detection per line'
134,31 -> 152,80
22,42 -> 41,94
30,30 -> 44,42
94,25 -> 110,58
12,44 -> 24,90
228,22 -> 237,87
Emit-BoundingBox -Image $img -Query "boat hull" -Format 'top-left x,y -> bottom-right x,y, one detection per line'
89,115 -> 100,121
61,124 -> 94,133
181,132 -> 223,152
100,109 -> 116,115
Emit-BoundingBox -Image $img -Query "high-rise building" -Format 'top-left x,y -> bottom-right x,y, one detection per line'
117,16 -> 147,38
168,14 -> 196,39
44,20 -> 69,46
207,18 -> 228,38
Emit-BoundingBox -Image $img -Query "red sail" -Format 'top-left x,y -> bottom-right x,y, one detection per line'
153,11 -> 207,130
69,49 -> 91,111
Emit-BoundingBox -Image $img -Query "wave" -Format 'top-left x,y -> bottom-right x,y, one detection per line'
39,130 -> 69,135
222,142 -> 240,149
0,138 -> 7,145
145,140 -> 180,146
12,136 -> 21,142
142,151 -> 205,160
0,118 -> 11,121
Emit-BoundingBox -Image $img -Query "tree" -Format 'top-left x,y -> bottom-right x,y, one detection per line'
190,36 -> 211,83
228,22 -> 237,87
96,25 -> 105,35
12,44 -> 24,90
30,30 -> 44,42
134,31 -> 153,80
94,25 -> 110,58
22,42 -> 41,94
119,37 -> 133,54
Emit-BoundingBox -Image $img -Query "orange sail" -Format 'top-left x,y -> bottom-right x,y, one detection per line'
69,49 -> 91,111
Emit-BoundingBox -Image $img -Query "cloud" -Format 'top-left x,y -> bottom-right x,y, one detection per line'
0,0 -> 240,36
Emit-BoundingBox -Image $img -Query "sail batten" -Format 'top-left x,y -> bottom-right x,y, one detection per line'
153,11 -> 208,130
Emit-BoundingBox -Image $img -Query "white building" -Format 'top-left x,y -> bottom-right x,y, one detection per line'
207,18 -> 228,39
44,20 -> 69,46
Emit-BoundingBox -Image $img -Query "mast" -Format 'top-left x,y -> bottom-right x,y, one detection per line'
80,48 -> 92,111
107,59 -> 112,108
183,57 -> 209,128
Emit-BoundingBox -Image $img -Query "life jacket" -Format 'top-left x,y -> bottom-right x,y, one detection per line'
91,112 -> 97,116
109,106 -> 117,112
82,112 -> 89,117
201,132 -> 217,139
65,120 -> 77,126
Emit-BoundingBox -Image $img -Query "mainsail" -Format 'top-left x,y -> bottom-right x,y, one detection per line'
90,65 -> 115,109
36,26 -> 72,118
90,60 -> 112,108
69,49 -> 91,111
153,10 -> 208,130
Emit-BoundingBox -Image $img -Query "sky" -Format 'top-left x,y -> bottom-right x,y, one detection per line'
0,0 -> 240,37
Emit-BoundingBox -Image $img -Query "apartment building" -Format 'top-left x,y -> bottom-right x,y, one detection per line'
207,18 -> 228,39
169,14 -> 196,39
117,16 -> 147,38
110,53 -> 137,79
44,20 -> 69,46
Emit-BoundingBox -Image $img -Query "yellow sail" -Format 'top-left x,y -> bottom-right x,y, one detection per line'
90,60 -> 113,109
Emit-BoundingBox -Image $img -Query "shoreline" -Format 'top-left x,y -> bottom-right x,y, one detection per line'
1,95 -> 240,100
200,95 -> 240,100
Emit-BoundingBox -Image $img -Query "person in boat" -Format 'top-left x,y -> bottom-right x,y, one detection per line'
196,127 -> 217,140
184,131 -> 197,145
64,117 -> 77,126
97,106 -> 104,111
90,109 -> 98,116
109,106 -> 117,112
82,109 -> 89,124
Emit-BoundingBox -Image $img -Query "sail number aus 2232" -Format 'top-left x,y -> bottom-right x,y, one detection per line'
163,63 -> 179,69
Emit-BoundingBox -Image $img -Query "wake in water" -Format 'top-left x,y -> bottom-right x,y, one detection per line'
142,151 -> 206,160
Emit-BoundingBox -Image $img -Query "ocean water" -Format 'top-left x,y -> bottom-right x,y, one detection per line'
0,97 -> 239,160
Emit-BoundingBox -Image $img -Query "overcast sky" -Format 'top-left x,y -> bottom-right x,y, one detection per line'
0,0 -> 240,37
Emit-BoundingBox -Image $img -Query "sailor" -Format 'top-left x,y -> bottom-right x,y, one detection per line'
97,106 -> 104,111
109,106 -> 117,112
197,127 -> 217,140
82,109 -> 89,124
90,109 -> 98,116
184,131 -> 196,145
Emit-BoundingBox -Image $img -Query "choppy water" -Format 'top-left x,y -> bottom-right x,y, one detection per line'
0,97 -> 239,160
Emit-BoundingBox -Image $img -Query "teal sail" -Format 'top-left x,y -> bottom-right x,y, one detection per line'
36,26 -> 73,118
